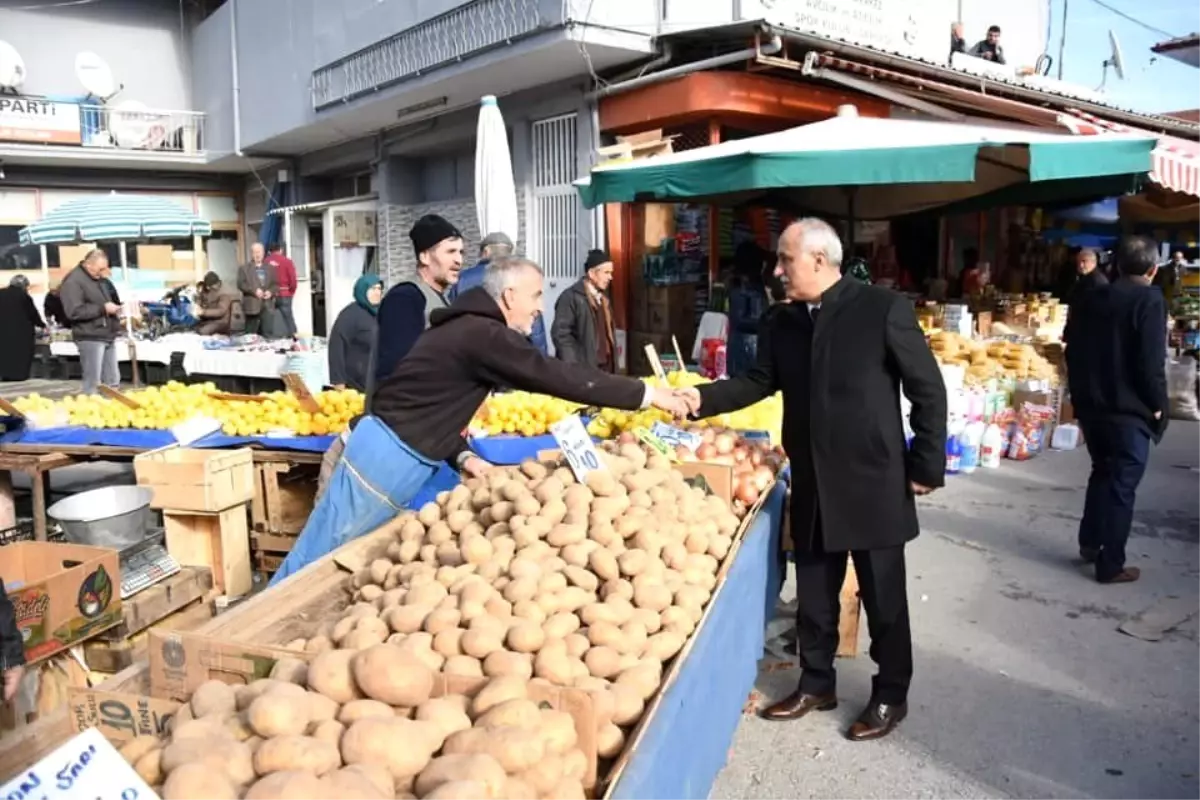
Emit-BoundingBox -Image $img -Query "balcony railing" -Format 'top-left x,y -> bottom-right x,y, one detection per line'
311,0 -> 548,111
77,104 -> 206,155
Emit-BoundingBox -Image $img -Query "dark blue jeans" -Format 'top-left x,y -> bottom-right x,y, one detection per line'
1078,418 -> 1151,581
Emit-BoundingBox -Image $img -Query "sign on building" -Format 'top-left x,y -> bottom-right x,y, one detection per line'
0,95 -> 82,145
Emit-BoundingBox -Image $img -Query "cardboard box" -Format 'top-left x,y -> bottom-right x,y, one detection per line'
0,542 -> 122,664
134,446 -> 254,512
67,687 -> 180,744
135,244 -> 174,270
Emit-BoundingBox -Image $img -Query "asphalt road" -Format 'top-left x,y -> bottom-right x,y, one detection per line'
713,422 -> 1200,800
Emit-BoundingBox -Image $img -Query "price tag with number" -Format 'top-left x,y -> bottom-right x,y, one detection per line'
651,421 -> 702,452
633,427 -> 673,461
0,726 -> 160,800
549,415 -> 604,482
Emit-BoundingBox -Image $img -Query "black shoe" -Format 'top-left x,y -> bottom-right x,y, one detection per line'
1079,546 -> 1099,563
846,701 -> 907,741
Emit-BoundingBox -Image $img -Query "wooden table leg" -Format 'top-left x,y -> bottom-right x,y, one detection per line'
30,469 -> 48,542
0,470 -> 14,531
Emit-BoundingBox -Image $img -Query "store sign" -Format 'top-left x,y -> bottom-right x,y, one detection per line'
741,0 -> 951,64
0,95 -> 82,145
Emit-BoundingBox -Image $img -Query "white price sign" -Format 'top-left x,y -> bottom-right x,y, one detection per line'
0,726 -> 160,800
651,421 -> 701,452
549,414 -> 604,481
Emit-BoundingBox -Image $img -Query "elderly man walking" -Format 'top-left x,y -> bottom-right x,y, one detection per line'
679,218 -> 947,741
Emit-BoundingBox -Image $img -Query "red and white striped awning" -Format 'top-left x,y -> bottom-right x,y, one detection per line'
1061,109 -> 1200,197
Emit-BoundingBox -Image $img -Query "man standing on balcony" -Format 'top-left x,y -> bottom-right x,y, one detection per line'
237,242 -> 279,337
266,243 -> 299,337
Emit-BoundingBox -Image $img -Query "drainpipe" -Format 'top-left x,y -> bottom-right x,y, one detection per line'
586,34 -> 782,100
229,0 -> 243,156
604,43 -> 674,85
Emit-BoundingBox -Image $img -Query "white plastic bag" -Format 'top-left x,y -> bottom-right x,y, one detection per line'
1167,358 -> 1200,422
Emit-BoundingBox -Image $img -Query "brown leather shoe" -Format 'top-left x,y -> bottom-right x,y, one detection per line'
846,701 -> 907,741
758,690 -> 837,721
1097,566 -> 1141,584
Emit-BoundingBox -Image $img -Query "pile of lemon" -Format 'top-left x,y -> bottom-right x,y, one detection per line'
11,383 -> 365,437
471,391 -> 581,437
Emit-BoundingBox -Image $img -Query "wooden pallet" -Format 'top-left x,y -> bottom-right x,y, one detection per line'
250,462 -> 318,535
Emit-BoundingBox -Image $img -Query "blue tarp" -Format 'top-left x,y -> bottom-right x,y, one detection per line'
610,482 -> 786,799
1,424 -> 335,453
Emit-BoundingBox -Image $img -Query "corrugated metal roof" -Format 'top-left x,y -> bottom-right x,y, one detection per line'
1152,34 -> 1200,54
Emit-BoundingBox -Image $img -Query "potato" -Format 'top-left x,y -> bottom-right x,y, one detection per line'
415,697 -> 472,739
520,460 -> 549,481
459,628 -> 503,660
351,644 -> 434,707
604,595 -> 636,625
160,762 -> 239,800
610,684 -> 646,725
383,604 -> 430,635
483,595 -> 513,620
470,676 -> 528,718
561,564 -> 599,593
618,549 -> 649,577
645,630 -> 685,661
322,768 -> 391,799
170,716 -> 231,744
564,632 -> 590,659
343,625 -> 388,651
424,780 -> 489,799
583,646 -> 622,679
311,719 -> 346,747
633,583 -> 673,613
444,654 -> 485,677
307,650 -> 363,704
338,699 -> 395,725
583,470 -> 619,497
417,503 -> 442,526
501,622 -> 543,654
476,698 -> 541,730
562,749 -> 588,783
516,756 -> 564,795
416,754 -> 507,799
579,602 -> 618,626
615,662 -> 661,701
533,648 -> 573,685
254,734 -> 340,776
551,778 -> 588,799
407,582 -> 449,608
341,718 -> 438,779
538,709 -> 578,755
334,764 -> 394,797
596,722 -> 626,759
432,628 -> 465,658
306,691 -> 340,724
512,497 -> 540,520
538,499 -> 568,526
443,725 -> 546,772
533,476 -> 565,505
119,734 -> 160,765
133,747 -> 163,785
483,650 -> 533,679
189,679 -> 236,719
600,578 -> 634,602
247,692 -> 311,738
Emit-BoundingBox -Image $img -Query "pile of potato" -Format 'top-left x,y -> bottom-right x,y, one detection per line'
120,659 -> 589,799
281,447 -> 747,776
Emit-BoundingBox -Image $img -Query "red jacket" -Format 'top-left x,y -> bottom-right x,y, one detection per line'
266,253 -> 298,297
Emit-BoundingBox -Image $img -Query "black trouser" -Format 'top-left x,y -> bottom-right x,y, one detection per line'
794,515 -> 913,705
1077,417 -> 1151,581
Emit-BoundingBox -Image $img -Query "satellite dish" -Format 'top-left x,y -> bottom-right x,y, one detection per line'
75,51 -> 115,98
1099,29 -> 1126,90
0,40 -> 26,90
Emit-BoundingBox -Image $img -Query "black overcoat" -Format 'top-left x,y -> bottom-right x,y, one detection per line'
698,277 -> 947,552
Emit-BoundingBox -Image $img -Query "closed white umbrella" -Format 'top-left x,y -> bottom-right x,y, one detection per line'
474,95 -> 519,244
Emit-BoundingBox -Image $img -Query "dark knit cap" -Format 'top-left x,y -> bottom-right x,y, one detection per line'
584,249 -> 611,273
410,214 -> 462,255
202,271 -> 221,287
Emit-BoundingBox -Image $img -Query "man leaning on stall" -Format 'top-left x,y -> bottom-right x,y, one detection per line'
272,256 -> 692,583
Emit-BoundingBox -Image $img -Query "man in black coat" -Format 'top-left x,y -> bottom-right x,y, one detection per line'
679,218 -> 947,741
1065,236 -> 1168,584
551,250 -> 617,371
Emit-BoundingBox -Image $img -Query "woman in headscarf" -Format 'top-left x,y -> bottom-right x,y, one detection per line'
0,275 -> 46,382
327,274 -> 383,392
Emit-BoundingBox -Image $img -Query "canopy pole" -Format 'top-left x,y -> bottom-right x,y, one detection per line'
845,187 -> 858,255
117,240 -> 140,388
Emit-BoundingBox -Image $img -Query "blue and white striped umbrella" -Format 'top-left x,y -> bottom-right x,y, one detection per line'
19,193 -> 213,245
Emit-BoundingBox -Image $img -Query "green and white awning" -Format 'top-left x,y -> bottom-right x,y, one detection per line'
575,110 -> 1156,217
19,193 -> 213,245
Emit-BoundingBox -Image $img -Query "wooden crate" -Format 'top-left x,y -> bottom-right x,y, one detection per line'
134,446 -> 254,512
251,462 -> 318,535
251,531 -> 296,575
163,505 -> 252,598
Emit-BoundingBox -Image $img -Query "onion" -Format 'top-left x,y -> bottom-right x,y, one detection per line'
749,449 -> 764,467
734,460 -> 753,475
734,478 -> 760,506
695,443 -> 717,461
732,446 -> 749,464
751,465 -> 774,491
616,431 -> 636,445
675,445 -> 696,462
714,433 -> 736,455
700,428 -> 717,444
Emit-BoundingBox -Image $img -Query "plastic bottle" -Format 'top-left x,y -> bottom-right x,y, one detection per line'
960,420 -> 985,474
980,422 -> 1003,468
945,423 -> 963,475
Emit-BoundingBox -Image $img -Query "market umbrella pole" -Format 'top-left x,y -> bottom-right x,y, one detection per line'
118,240 -> 140,388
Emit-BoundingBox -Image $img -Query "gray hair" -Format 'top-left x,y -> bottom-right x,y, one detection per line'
482,256 -> 542,299
483,242 -> 514,259
1078,247 -> 1098,263
790,217 -> 844,270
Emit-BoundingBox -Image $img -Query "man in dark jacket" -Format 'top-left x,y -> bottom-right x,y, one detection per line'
1070,247 -> 1108,302
195,272 -> 245,336
0,581 -> 25,702
679,218 -> 947,742
237,243 -> 278,336
371,214 -> 464,391
969,25 -> 1006,63
551,250 -> 616,371
1065,236 -> 1168,584
273,256 -> 690,584
60,250 -> 123,395
0,275 -> 46,382
450,232 -> 548,354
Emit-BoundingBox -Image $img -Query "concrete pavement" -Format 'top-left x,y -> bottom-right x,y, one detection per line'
713,422 -> 1199,799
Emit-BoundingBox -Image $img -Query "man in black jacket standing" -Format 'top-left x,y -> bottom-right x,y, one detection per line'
679,218 -> 946,742
1065,236 -> 1168,584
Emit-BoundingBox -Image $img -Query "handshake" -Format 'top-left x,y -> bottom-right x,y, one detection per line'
649,386 -> 702,419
